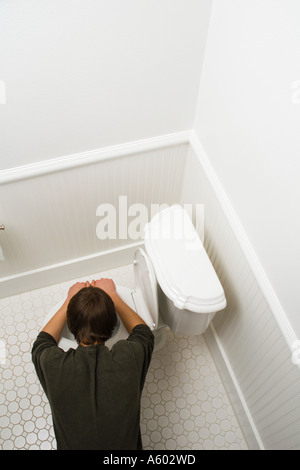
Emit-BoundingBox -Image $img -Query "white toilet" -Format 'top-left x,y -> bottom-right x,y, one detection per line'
43,205 -> 226,352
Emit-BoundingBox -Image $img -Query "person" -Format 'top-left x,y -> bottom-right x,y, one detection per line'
31,278 -> 154,450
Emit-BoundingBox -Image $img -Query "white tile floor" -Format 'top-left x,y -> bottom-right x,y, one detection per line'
0,264 -> 248,450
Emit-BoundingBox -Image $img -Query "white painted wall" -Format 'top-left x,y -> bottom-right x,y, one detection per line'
194,0 -> 300,337
0,0 -> 212,170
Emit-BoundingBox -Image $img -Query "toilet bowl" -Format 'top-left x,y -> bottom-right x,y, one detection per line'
43,205 -> 226,352
42,248 -> 162,352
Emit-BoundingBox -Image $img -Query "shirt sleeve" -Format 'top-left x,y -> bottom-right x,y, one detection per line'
126,324 -> 155,390
31,331 -> 61,394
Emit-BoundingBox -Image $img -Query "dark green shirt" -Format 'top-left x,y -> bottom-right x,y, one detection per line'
31,324 -> 154,450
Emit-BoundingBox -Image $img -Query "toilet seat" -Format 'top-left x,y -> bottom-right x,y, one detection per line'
132,248 -> 159,330
107,248 -> 159,349
43,249 -> 159,351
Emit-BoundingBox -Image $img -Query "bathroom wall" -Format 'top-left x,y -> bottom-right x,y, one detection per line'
193,0 -> 300,338
180,140 -> 300,450
0,140 -> 188,297
0,0 -> 212,170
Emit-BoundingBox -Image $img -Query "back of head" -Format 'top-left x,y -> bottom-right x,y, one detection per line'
67,286 -> 117,345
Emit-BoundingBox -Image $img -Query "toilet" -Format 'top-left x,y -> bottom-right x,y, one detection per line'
43,205 -> 226,352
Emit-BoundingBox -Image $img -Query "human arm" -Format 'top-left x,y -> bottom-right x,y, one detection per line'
42,281 -> 90,343
91,278 -> 146,334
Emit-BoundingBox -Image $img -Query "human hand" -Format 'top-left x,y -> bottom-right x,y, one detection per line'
67,281 -> 90,300
91,278 -> 117,299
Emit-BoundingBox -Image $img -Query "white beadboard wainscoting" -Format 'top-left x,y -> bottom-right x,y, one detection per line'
181,133 -> 300,450
1,131 -> 299,450
0,132 -> 189,297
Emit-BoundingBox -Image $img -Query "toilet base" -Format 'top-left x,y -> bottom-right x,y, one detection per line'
153,326 -> 168,353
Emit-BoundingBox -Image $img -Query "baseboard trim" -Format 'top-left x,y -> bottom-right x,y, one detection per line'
0,241 -> 143,299
204,324 -> 264,450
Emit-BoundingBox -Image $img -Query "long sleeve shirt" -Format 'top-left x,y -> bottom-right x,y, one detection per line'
31,324 -> 154,450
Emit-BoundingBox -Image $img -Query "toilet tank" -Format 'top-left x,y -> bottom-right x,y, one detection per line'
144,205 -> 226,335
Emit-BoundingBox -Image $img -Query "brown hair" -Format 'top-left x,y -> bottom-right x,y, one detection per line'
67,286 -> 117,345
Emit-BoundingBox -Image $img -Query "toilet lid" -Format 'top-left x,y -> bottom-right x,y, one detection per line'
133,248 -> 159,330
144,204 -> 226,313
